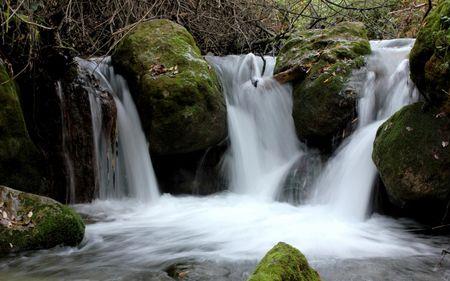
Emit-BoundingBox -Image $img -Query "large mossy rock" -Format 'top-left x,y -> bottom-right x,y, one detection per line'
0,186 -> 85,255
112,19 -> 227,155
0,60 -> 48,195
410,0 -> 450,106
248,242 -> 320,281
373,102 -> 450,223
275,22 -> 371,152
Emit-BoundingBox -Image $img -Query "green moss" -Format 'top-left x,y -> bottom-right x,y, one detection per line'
248,242 -> 320,281
0,186 -> 85,255
373,102 -> 450,208
113,19 -> 226,155
275,22 -> 370,152
0,61 -> 47,193
410,0 -> 450,105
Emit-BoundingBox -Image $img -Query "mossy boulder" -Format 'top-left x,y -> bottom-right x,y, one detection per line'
248,242 -> 320,281
410,0 -> 450,106
0,60 -> 48,195
112,19 -> 227,155
275,22 -> 371,152
0,186 -> 85,255
373,103 -> 450,223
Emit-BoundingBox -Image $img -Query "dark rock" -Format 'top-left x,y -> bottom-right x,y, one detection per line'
0,60 -> 49,196
153,139 -> 228,195
56,62 -> 117,203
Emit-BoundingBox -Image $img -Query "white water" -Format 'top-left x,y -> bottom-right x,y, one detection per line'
310,39 -> 419,221
76,58 -> 159,202
206,54 -> 303,200
2,41 -> 449,281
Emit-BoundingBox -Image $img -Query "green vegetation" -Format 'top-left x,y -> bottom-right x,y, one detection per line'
373,102 -> 450,223
275,22 -> 370,152
248,242 -> 320,281
0,60 -> 47,194
410,0 -> 450,106
0,186 -> 85,255
113,19 -> 227,155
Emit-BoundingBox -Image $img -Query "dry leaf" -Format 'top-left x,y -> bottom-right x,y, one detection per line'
406,126 -> 413,131
442,141 -> 449,148
433,153 -> 440,160
27,211 -> 33,218
2,211 -> 7,219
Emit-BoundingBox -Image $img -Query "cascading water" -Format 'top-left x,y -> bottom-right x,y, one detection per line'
76,57 -> 160,202
55,81 -> 76,203
206,54 -> 303,200
2,42 -> 449,281
310,39 -> 419,220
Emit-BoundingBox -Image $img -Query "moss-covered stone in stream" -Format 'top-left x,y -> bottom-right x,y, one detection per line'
275,22 -> 371,153
248,242 -> 320,281
410,0 -> 450,106
112,19 -> 227,155
0,60 -> 48,195
0,186 -> 85,255
372,102 -> 450,223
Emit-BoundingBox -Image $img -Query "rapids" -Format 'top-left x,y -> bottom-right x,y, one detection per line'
1,40 -> 449,281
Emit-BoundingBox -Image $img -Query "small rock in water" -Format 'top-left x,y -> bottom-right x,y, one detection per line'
251,77 -> 259,88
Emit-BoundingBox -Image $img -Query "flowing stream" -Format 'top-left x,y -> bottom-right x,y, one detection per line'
0,40 -> 449,281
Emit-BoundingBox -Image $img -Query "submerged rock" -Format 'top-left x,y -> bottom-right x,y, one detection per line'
0,60 -> 48,195
275,22 -> 371,153
0,186 -> 85,255
372,102 -> 450,224
248,242 -> 320,281
410,0 -> 450,106
112,19 -> 227,155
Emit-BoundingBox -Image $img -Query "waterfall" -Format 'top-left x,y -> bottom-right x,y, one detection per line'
76,57 -> 160,202
55,81 -> 76,203
206,54 -> 303,200
310,39 -> 419,220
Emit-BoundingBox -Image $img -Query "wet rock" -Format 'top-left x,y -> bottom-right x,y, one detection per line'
372,102 -> 450,224
279,152 -> 323,205
275,22 -> 371,153
248,242 -> 321,281
0,186 -> 85,255
166,260 -> 253,281
112,19 -> 227,155
57,63 -> 118,203
410,0 -> 450,106
153,139 -> 228,195
0,60 -> 49,196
